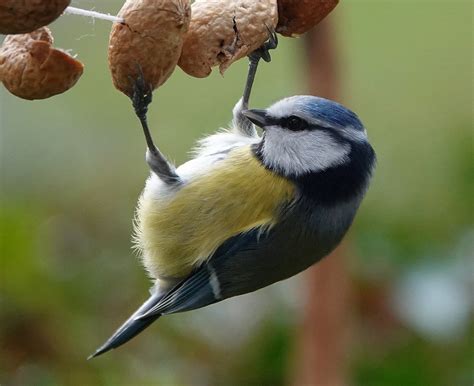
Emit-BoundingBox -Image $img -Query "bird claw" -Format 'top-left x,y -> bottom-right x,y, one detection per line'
249,26 -> 278,63
130,65 -> 153,120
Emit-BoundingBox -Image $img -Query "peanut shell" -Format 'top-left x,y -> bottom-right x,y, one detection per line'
0,27 -> 84,100
0,0 -> 71,34
178,0 -> 278,78
276,0 -> 339,37
108,0 -> 191,97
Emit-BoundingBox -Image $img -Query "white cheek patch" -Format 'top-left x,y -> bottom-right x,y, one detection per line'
261,127 -> 351,175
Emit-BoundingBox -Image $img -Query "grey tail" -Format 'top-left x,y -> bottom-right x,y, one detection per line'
88,292 -> 163,359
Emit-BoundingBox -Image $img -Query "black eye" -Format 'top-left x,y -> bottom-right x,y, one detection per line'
285,115 -> 307,131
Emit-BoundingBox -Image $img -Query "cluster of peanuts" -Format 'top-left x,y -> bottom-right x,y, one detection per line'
0,0 -> 83,99
0,0 -> 338,100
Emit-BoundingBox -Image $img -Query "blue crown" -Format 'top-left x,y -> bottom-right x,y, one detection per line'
296,96 -> 364,131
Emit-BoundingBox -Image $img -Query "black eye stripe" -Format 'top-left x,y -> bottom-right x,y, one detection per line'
281,115 -> 308,131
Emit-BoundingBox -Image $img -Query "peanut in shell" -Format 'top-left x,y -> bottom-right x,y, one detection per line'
178,0 -> 278,78
108,0 -> 191,97
0,27 -> 84,100
0,0 -> 71,35
276,0 -> 339,37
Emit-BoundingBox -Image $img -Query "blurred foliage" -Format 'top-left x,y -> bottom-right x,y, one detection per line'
1,0 -> 472,385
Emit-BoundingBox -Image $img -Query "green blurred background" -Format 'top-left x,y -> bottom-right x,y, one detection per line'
1,1 -> 472,385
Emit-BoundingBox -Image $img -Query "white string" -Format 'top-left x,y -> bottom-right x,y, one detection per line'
64,6 -> 124,23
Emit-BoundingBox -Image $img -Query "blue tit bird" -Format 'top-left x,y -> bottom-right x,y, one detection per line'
90,32 -> 375,358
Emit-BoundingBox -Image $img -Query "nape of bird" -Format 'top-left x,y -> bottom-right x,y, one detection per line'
90,30 -> 375,359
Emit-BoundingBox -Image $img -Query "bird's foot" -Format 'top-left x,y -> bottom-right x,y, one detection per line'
249,26 -> 278,64
130,66 -> 153,123
241,27 -> 278,111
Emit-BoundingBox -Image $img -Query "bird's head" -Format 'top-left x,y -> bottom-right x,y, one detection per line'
243,95 -> 376,203
243,95 -> 372,176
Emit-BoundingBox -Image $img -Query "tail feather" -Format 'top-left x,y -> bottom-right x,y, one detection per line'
88,292 -> 163,359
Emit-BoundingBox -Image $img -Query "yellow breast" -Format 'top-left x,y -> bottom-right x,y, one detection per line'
134,146 -> 295,281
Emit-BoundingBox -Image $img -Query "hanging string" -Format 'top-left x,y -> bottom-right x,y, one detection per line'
64,6 -> 124,23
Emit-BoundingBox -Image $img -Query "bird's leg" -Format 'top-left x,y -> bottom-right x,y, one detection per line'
235,27 -> 277,135
131,69 -> 181,185
241,27 -> 278,110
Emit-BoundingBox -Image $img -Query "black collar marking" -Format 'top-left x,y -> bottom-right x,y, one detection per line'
295,141 -> 376,205
252,139 -> 376,206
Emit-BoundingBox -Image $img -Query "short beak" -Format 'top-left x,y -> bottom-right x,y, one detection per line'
242,109 -> 269,129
